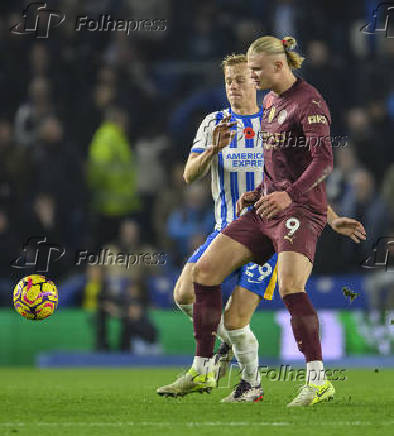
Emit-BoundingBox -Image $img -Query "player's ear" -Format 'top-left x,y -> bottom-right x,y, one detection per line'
273,60 -> 283,73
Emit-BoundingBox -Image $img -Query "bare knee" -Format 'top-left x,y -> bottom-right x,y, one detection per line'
279,273 -> 305,297
193,258 -> 221,285
173,266 -> 195,305
173,282 -> 194,305
224,313 -> 248,331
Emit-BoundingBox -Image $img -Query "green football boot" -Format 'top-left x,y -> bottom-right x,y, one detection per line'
287,381 -> 335,407
157,368 -> 216,398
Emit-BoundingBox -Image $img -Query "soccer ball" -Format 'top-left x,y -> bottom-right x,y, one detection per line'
13,275 -> 58,320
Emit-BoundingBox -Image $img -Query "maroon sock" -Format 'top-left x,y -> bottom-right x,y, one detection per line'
283,292 -> 322,362
193,282 -> 222,358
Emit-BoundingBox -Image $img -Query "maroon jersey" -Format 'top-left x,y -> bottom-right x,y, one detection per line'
259,78 -> 333,216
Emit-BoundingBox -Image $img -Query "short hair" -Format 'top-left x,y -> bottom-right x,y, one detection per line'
221,53 -> 248,71
248,35 -> 305,70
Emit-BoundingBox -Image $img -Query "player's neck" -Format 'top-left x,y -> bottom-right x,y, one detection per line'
231,102 -> 259,116
272,73 -> 297,96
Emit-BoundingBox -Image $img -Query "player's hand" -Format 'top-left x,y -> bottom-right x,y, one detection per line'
208,116 -> 236,155
236,191 -> 259,216
255,191 -> 292,219
330,217 -> 366,243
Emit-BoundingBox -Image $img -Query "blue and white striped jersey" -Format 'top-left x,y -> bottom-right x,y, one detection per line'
190,106 -> 264,231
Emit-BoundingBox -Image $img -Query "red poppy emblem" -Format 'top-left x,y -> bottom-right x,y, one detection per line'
244,127 -> 255,139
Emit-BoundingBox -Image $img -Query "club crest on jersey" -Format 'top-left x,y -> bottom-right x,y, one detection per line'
277,110 -> 288,125
268,106 -> 276,123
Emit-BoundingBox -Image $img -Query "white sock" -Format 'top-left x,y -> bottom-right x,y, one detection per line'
227,325 -> 260,386
192,356 -> 215,375
176,303 -> 193,321
307,360 -> 326,385
216,315 -> 231,345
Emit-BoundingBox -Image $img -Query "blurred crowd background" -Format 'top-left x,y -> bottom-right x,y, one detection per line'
0,1 -> 393,352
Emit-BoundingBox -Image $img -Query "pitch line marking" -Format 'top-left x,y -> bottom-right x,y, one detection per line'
0,421 -> 393,427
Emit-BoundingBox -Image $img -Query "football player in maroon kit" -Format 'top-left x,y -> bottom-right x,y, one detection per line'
185,35 -> 366,407
156,49 -> 366,403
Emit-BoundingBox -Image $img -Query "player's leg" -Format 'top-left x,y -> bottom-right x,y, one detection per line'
173,263 -> 195,319
157,234 -> 254,397
157,211 -> 272,397
173,230 -> 220,320
220,286 -> 263,402
173,233 -> 232,346
220,256 -> 277,402
190,234 -> 253,376
190,209 -> 274,378
273,213 -> 335,406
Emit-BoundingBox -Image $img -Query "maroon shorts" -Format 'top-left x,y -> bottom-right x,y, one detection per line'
222,207 -> 326,265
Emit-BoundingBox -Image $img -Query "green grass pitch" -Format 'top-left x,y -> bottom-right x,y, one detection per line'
1,368 -> 393,436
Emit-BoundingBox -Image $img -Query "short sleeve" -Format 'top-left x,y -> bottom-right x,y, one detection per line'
190,112 -> 217,154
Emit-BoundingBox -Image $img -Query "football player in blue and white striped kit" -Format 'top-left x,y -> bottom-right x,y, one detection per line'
158,54 -> 277,402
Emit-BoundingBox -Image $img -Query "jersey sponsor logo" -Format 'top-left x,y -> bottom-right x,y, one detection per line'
277,110 -> 288,125
308,114 -> 327,124
223,148 -> 264,171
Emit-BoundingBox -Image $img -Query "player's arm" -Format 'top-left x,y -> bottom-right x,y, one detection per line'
183,150 -> 215,184
327,204 -> 367,243
183,115 -> 236,184
286,103 -> 333,202
255,100 -> 333,219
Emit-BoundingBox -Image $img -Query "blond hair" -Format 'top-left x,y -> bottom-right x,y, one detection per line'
221,53 -> 248,71
248,35 -> 304,70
